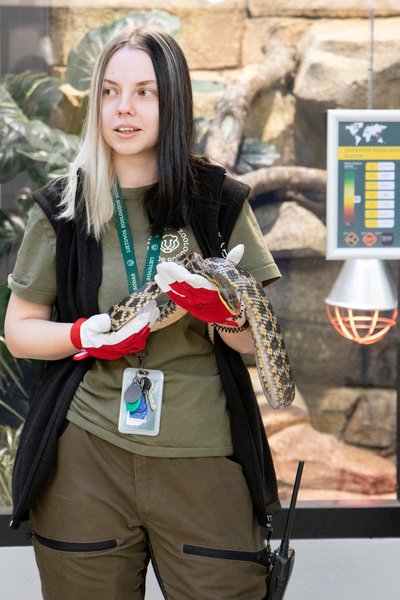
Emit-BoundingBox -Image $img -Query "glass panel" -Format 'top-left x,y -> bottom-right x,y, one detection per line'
0,3 -> 51,510
0,2 -> 398,516
252,254 -> 398,503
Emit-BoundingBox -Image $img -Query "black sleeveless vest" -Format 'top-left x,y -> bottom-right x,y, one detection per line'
10,163 -> 280,529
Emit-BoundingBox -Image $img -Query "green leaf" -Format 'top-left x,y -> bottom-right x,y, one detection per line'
17,120 -> 79,186
0,283 -> 11,325
0,83 -> 29,126
0,82 -> 78,186
0,338 -> 27,401
0,84 -> 29,181
3,71 -> 62,121
0,397 -> 25,420
0,424 -> 23,505
0,129 -> 24,182
0,210 -> 26,255
66,10 -> 181,91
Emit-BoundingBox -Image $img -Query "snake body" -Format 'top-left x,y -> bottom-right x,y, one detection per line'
108,252 -> 295,410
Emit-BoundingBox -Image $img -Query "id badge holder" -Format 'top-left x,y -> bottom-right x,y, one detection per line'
118,368 -> 164,436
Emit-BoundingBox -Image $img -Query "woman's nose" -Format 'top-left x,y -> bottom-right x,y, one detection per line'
117,95 -> 135,115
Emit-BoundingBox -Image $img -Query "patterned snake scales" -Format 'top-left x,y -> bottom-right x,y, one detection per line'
108,251 -> 295,410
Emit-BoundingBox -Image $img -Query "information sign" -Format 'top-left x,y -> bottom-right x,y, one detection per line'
326,109 -> 400,259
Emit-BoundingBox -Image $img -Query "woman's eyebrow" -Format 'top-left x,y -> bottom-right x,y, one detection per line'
136,79 -> 157,86
103,78 -> 157,86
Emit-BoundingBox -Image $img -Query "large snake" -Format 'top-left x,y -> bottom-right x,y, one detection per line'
108,252 -> 295,410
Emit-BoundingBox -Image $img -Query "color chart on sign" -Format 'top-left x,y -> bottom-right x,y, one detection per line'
364,162 -> 395,228
336,121 -> 400,251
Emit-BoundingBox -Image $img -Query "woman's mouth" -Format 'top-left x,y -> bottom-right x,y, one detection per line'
115,127 -> 141,133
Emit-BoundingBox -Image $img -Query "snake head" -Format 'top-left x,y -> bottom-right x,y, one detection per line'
184,252 -> 242,316
214,276 -> 242,315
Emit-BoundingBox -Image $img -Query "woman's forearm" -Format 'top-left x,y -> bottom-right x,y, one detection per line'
5,319 -> 75,360
4,293 -> 76,360
217,326 -> 254,354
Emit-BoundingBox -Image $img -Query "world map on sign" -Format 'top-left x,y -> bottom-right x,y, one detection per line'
345,122 -> 387,146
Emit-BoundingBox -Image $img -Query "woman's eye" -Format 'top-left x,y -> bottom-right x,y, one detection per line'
103,87 -> 117,96
139,88 -> 157,97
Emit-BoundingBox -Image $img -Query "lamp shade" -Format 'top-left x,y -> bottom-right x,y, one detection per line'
325,259 -> 398,345
325,259 -> 397,311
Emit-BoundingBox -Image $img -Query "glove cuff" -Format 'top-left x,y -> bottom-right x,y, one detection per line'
70,318 -> 88,350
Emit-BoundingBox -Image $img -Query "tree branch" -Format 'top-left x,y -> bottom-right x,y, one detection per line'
278,189 -> 326,219
205,42 -> 297,169
237,166 -> 327,198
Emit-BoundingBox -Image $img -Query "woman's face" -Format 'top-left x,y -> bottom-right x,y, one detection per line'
101,46 -> 159,173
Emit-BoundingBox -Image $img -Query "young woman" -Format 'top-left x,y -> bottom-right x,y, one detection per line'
5,28 -> 281,599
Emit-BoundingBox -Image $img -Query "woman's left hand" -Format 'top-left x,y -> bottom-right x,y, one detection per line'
154,255 -> 243,326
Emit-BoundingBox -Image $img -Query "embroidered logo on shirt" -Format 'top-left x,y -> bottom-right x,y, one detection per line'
159,230 -> 189,262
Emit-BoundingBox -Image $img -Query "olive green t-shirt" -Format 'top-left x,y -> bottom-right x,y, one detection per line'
9,187 -> 280,457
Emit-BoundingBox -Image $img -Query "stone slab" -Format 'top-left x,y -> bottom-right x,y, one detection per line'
49,5 -> 246,70
270,422 -> 396,494
294,17 -> 400,106
242,17 -> 311,65
248,0 -> 400,18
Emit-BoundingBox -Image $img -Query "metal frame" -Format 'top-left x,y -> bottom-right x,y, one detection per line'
326,109 -> 400,260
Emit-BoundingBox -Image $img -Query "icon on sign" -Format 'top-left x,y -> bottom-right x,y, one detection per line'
362,232 -> 378,247
344,232 -> 359,246
381,233 -> 394,246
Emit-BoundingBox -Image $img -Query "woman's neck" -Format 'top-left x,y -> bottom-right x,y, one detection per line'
113,154 -> 158,187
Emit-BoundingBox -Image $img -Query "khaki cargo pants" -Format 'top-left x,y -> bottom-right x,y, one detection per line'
30,423 -> 269,599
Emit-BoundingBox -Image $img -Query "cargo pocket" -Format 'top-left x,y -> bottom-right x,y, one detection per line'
182,543 -> 270,566
32,530 -> 117,553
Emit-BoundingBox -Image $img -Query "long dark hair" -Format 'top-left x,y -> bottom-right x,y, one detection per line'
128,28 -> 202,235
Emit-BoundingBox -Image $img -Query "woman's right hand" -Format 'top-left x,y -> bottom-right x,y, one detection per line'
70,300 -> 159,360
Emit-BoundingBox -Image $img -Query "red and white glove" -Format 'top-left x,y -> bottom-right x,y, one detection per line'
154,245 -> 244,326
70,300 -> 159,361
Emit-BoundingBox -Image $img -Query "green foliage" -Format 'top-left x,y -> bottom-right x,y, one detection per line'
0,283 -> 25,508
0,188 -> 34,257
17,120 -> 80,187
0,282 -> 11,322
0,83 -> 29,182
0,424 -> 22,506
66,11 -> 181,91
0,80 -> 79,187
2,70 -> 62,121
0,339 -> 28,404
0,281 -> 29,402
0,209 -> 25,257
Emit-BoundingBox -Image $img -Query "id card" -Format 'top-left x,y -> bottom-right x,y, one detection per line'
118,368 -> 164,436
